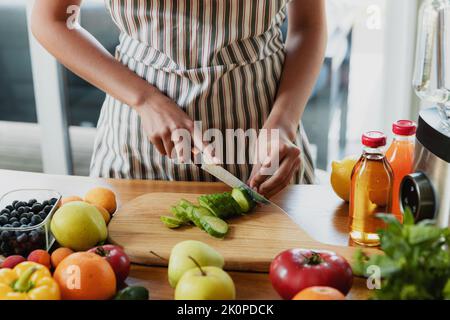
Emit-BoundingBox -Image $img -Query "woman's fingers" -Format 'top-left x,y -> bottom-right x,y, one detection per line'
151,137 -> 166,156
162,131 -> 175,159
260,155 -> 301,198
248,144 -> 290,189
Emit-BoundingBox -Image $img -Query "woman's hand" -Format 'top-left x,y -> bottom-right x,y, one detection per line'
247,128 -> 301,198
137,93 -> 195,161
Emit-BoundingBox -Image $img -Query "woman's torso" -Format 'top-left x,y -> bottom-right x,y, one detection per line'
90,0 -> 315,183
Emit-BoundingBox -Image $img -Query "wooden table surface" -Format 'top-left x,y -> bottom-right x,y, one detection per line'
0,169 -> 371,300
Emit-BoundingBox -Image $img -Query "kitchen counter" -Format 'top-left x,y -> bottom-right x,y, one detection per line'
0,169 -> 370,300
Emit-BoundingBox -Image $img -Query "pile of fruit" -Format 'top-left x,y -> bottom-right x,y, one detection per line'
167,240 -> 235,300
0,198 -> 58,256
161,187 -> 255,238
0,186 -> 148,300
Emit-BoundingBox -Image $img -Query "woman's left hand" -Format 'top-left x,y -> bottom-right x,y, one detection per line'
247,129 -> 301,198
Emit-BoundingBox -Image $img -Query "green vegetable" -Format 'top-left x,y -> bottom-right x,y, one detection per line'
198,192 -> 241,219
170,206 -> 190,224
188,206 -> 214,229
114,286 -> 149,300
199,215 -> 229,238
231,187 -> 255,213
160,216 -> 184,229
353,208 -> 450,300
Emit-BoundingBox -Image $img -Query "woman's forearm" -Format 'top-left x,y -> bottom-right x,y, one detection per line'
265,1 -> 327,140
31,0 -> 159,109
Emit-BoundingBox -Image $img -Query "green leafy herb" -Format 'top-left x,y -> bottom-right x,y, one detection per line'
353,208 -> 450,300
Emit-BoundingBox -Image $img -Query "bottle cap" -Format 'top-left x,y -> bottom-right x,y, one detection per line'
362,131 -> 387,148
393,120 -> 417,136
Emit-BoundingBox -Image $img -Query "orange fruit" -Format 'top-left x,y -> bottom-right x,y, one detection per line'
292,287 -> 346,300
54,252 -> 116,300
51,247 -> 74,268
27,249 -> 51,269
85,187 -> 117,214
93,204 -> 111,224
61,196 -> 83,206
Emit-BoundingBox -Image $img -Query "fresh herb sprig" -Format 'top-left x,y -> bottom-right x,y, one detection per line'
353,208 -> 450,300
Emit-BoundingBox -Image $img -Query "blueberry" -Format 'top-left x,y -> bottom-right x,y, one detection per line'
29,231 -> 40,243
9,217 -> 18,223
12,221 -> 21,228
20,217 -> 29,225
15,201 -> 26,209
1,230 -> 11,240
5,205 -> 14,211
3,224 -> 11,228
31,203 -> 43,213
9,210 -> 18,218
23,206 -> 30,213
31,215 -> 43,225
0,216 -> 8,225
27,199 -> 37,206
42,200 -> 50,207
16,233 -> 28,243
0,241 -> 11,254
44,205 -> 53,214
39,211 -> 48,219
50,198 -> 58,205
1,209 -> 10,215
12,200 -> 18,207
17,207 -> 25,214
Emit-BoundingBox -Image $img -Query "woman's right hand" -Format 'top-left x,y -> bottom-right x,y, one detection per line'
137,93 -> 195,161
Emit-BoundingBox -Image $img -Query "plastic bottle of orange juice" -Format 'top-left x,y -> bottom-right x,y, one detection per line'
386,120 -> 417,220
349,131 -> 394,247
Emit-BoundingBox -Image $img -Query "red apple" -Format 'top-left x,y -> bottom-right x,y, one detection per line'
269,249 -> 353,300
88,245 -> 130,284
1,255 -> 26,269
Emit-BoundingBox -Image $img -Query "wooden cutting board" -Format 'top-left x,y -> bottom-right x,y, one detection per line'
108,192 -> 375,272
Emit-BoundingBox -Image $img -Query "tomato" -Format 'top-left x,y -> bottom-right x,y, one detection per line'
88,245 -> 130,285
269,249 -> 353,300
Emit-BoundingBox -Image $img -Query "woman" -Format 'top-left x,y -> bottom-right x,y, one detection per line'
31,0 -> 326,198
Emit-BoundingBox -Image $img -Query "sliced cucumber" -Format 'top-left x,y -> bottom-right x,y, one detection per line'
160,216 -> 184,229
198,192 -> 242,219
199,215 -> 229,238
170,206 -> 190,224
187,206 -> 213,229
231,187 -> 255,213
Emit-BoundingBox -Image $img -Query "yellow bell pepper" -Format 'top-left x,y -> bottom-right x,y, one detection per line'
0,261 -> 60,300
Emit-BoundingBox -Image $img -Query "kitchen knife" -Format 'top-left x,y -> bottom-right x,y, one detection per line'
201,163 -> 271,205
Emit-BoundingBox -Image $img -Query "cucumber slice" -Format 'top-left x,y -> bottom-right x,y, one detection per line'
231,187 -> 255,213
187,206 -> 213,229
199,215 -> 229,238
160,216 -> 184,229
171,206 -> 191,224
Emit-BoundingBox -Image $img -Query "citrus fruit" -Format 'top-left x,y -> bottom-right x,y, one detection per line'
330,155 -> 359,202
85,187 -> 117,214
53,252 -> 116,300
93,204 -> 111,224
292,286 -> 346,300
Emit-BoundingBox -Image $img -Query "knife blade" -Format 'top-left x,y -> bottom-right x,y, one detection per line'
201,163 -> 271,205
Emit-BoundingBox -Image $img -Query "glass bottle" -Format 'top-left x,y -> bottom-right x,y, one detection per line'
349,131 -> 394,247
386,120 -> 417,220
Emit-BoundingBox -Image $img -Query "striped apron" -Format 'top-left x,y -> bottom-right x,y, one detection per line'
90,0 -> 316,184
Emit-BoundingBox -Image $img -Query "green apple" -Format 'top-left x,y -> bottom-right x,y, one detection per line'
50,201 -> 107,251
175,265 -> 236,300
168,240 -> 224,288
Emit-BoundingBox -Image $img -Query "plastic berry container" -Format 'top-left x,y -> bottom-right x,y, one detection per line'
0,189 -> 61,257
